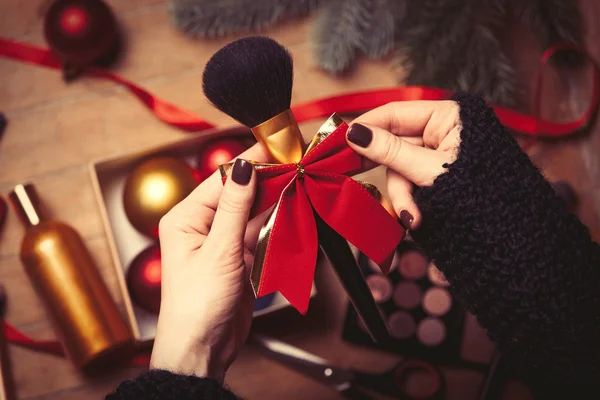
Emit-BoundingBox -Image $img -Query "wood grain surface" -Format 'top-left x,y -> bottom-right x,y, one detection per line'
1,0 -> 599,399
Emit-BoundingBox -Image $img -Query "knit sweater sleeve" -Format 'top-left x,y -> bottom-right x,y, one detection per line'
105,370 -> 239,400
411,93 -> 600,398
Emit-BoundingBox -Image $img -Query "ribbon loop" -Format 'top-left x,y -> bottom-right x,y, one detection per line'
224,114 -> 403,313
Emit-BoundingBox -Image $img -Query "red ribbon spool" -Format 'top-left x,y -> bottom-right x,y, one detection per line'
43,0 -> 120,72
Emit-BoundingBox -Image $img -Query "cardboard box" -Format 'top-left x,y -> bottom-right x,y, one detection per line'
90,126 -> 315,343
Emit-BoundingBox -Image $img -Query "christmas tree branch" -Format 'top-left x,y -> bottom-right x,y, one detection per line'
397,0 -> 518,106
313,0 -> 373,75
169,0 -> 320,38
359,0 -> 407,60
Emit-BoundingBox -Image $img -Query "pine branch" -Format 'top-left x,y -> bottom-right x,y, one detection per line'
313,0 -> 373,75
399,0 -> 475,88
359,0 -> 407,60
513,0 -> 582,47
458,0 -> 518,106
459,24 -> 518,106
397,0 -> 518,107
169,0 -> 320,38
513,0 -> 583,66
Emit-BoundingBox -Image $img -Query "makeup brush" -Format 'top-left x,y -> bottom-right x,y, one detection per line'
0,286 -> 16,400
203,36 -> 391,344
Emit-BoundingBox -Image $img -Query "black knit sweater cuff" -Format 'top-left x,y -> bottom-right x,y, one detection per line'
410,91 -> 541,264
106,370 -> 238,400
410,92 -> 600,397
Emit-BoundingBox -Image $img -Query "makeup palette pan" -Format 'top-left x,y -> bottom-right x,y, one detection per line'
343,241 -> 467,365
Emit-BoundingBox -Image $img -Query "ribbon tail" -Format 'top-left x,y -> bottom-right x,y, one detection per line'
304,174 -> 402,269
0,38 -> 214,132
252,178 -> 317,314
2,321 -> 153,366
3,322 -> 64,356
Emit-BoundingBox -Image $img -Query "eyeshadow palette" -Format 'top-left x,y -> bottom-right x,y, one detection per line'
343,240 -> 468,366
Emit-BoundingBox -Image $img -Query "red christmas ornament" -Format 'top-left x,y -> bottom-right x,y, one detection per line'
59,6 -> 89,35
196,138 -> 248,177
127,245 -> 162,314
44,0 -> 120,74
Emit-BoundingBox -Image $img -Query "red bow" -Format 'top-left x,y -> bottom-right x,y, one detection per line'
223,117 -> 403,314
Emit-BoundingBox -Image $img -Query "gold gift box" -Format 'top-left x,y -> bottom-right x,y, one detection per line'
89,126 -> 317,343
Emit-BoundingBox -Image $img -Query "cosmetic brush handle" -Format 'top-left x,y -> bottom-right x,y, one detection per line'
314,213 -> 390,344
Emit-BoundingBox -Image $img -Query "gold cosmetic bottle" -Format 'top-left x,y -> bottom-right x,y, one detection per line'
9,184 -> 133,370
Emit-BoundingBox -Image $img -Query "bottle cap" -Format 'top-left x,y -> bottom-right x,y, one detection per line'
9,184 -> 46,227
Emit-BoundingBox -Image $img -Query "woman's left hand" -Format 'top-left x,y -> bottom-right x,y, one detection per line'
150,144 -> 269,382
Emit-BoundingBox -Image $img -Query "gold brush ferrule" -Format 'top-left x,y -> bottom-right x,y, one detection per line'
251,109 -> 305,164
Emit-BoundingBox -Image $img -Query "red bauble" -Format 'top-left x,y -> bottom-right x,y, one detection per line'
127,245 -> 162,314
196,138 -> 248,177
44,0 -> 120,67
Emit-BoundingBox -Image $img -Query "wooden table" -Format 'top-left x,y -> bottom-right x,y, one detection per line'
2,1 -> 600,399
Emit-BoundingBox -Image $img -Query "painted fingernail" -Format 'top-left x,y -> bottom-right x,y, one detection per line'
399,210 -> 414,230
347,123 -> 372,147
231,159 -> 252,185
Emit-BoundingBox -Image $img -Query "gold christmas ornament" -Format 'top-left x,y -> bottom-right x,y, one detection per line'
123,157 -> 201,237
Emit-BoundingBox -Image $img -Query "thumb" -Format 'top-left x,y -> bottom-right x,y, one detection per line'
208,159 -> 256,246
346,123 -> 451,187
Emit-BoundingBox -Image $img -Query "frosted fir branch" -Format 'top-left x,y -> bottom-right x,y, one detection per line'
513,0 -> 584,67
397,0 -> 518,107
400,0 -> 476,88
313,0 -> 373,75
513,0 -> 582,47
169,0 -> 320,38
359,0 -> 407,60
457,0 -> 518,106
458,25 -> 518,106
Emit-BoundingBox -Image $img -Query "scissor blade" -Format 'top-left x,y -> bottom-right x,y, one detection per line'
253,335 -> 328,364
251,335 -> 354,391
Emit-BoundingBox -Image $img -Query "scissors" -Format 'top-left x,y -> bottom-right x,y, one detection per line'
251,335 -> 444,399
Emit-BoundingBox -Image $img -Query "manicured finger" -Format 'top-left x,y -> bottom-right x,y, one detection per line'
346,122 -> 452,187
386,169 -> 421,230
208,159 -> 256,246
184,143 -> 268,213
163,143 -> 269,238
351,100 -> 459,149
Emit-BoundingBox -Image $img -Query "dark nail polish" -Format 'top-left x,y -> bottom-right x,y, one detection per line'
399,210 -> 414,230
347,123 -> 373,148
231,159 -> 252,185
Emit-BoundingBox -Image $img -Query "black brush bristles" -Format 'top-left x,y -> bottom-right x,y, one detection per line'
202,36 -> 294,127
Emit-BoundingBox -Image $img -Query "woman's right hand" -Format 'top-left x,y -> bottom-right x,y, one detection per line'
346,100 -> 463,230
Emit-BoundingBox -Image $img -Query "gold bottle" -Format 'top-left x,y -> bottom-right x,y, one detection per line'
9,184 -> 133,370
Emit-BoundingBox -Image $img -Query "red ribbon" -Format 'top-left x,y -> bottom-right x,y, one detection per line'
3,322 -> 151,366
0,38 -> 214,132
1,37 -> 598,362
238,121 -> 402,313
2,39 -> 598,137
